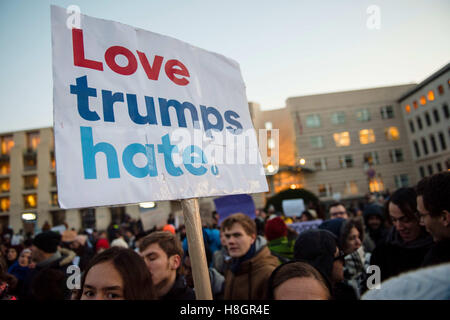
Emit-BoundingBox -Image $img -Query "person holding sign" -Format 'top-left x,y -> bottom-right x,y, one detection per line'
222,213 -> 279,300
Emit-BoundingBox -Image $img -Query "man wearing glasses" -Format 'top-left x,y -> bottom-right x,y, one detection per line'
416,172 -> 450,267
329,202 -> 349,220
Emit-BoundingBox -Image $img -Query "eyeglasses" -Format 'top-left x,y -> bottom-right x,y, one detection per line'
330,212 -> 346,218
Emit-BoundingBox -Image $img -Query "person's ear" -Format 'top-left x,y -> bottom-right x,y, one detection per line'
250,233 -> 256,244
170,254 -> 181,270
441,210 -> 450,227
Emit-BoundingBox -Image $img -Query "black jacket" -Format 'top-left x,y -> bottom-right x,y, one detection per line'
161,274 -> 195,300
422,238 -> 450,267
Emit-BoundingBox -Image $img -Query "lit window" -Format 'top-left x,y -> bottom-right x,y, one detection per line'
1,135 -> 14,155
51,152 -> 56,170
50,192 -> 59,207
369,177 -> 384,192
24,194 -> 37,209
265,122 -> 273,130
394,174 -> 409,188
380,106 -> 394,119
438,85 -> 444,95
333,132 -> 351,147
345,181 -> 359,195
413,101 -> 418,109
339,155 -> 354,168
405,105 -> 411,113
359,129 -> 376,144
363,151 -> 380,166
26,132 -> 40,151
356,109 -> 371,122
306,115 -> 321,128
385,127 -> 400,140
427,90 -> 435,101
0,178 -> 10,193
23,175 -> 38,190
331,112 -> 346,124
420,96 -> 426,105
310,136 -> 324,148
318,184 -> 332,197
0,197 -> 10,212
0,161 -> 10,175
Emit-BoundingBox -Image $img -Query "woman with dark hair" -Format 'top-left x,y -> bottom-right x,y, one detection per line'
268,261 -> 331,300
370,187 -> 433,281
75,247 -> 157,300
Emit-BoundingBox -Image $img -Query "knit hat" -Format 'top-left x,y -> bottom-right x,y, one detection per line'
264,217 -> 287,241
318,218 -> 346,240
162,224 -> 176,235
363,203 -> 384,222
294,229 -> 338,281
32,231 -> 61,253
95,238 -> 110,252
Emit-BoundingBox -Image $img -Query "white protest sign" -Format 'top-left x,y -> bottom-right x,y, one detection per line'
282,198 -> 305,217
51,6 -> 268,209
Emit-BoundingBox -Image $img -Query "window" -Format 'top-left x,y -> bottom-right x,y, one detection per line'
359,129 -> 376,144
385,127 -> 400,141
427,90 -> 435,101
50,151 -> 56,170
264,122 -> 273,130
0,135 -> 14,155
438,132 -> 447,150
443,103 -> 449,119
389,149 -> 404,163
50,173 -> 57,187
405,105 -> 411,113
268,138 -> 275,149
333,132 -> 351,147
80,208 -> 96,229
413,140 -> 421,158
419,166 -> 425,179
369,176 -> 384,192
437,162 -> 443,172
345,181 -> 359,195
314,158 -> 327,171
438,85 -> 444,95
363,152 -> 380,166
433,109 -> 440,123
23,194 -> 37,209
110,207 -> 126,224
430,135 -> 438,153
331,112 -> 346,124
310,136 -> 324,148
416,117 -> 423,130
0,197 -> 10,212
23,154 -> 37,171
413,101 -> 418,109
23,175 -> 38,190
26,132 -> 40,151
306,115 -> 321,128
421,138 -> 429,155
427,165 -> 433,176
424,112 -> 431,126
50,192 -> 59,207
0,161 -> 10,175
356,109 -> 371,122
318,184 -> 332,197
0,178 -> 9,193
420,96 -> 426,105
380,105 -> 394,119
395,174 -> 409,188
339,155 -> 354,168
409,120 -> 415,133
50,210 -> 65,226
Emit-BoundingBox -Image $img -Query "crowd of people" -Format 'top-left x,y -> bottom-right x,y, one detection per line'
0,172 -> 449,300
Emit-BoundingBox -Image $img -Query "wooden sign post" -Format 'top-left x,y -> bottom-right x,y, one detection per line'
181,198 -> 213,300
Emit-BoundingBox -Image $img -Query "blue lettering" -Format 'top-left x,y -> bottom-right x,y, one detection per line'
183,145 -> 207,176
157,134 -> 183,176
200,105 -> 223,137
126,94 -> 158,125
225,110 -> 243,134
122,143 -> 158,178
102,90 -> 124,122
159,98 -> 200,128
70,76 -> 100,121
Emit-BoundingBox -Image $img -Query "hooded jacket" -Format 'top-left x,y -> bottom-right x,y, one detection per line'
224,236 -> 279,300
370,227 -> 433,281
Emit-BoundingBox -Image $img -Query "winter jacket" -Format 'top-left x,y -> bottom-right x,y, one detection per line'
161,274 -> 195,300
208,267 -> 225,300
421,238 -> 450,268
267,236 -> 294,263
224,236 -> 279,300
370,227 -> 433,281
212,247 -> 231,275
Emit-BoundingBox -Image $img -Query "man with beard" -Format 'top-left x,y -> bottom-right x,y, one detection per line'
139,231 -> 194,300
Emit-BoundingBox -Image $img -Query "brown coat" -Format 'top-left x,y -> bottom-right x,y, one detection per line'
224,245 -> 279,300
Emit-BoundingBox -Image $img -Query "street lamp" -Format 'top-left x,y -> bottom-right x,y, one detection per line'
299,158 -> 306,165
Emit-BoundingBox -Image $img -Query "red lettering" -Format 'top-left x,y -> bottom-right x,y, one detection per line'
165,60 -> 190,86
136,51 -> 164,81
105,46 -> 138,76
72,29 -> 103,71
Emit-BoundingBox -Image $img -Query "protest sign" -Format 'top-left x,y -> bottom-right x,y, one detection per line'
282,198 -> 305,217
213,194 -> 256,225
51,6 -> 268,209
289,220 -> 323,235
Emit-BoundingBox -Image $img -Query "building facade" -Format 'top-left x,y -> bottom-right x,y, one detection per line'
398,63 -> 450,180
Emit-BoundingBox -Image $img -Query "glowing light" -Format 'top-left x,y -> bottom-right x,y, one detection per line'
139,202 -> 156,209
405,105 -> 411,113
22,213 -> 36,221
290,184 -> 297,189
299,158 -> 306,165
